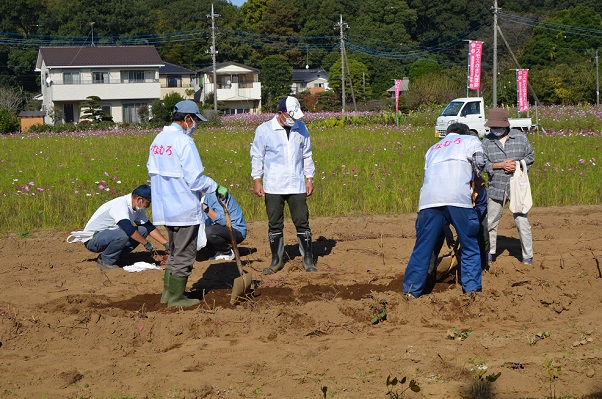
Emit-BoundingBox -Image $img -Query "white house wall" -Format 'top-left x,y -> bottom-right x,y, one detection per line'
40,66 -> 161,124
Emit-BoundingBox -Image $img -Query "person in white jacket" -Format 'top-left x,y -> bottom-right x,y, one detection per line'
147,100 -> 228,308
250,96 -> 317,275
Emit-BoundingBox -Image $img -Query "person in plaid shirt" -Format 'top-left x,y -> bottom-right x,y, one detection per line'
482,108 -> 535,265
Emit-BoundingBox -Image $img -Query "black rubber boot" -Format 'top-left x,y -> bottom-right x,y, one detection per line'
263,232 -> 284,275
160,268 -> 171,304
167,274 -> 200,308
298,231 -> 317,272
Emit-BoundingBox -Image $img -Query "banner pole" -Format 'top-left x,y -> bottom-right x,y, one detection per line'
465,40 -> 470,97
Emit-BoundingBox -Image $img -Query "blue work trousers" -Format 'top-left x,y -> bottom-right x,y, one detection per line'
403,206 -> 481,297
85,226 -> 148,265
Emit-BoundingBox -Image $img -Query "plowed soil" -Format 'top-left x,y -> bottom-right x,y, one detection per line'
1,205 -> 602,399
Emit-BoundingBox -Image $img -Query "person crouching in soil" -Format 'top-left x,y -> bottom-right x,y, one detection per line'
81,184 -> 169,270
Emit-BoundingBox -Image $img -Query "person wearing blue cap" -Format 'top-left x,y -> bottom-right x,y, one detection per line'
147,99 -> 228,308
81,184 -> 169,270
250,96 -> 317,275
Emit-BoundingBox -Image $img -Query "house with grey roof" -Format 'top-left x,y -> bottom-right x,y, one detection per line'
35,46 -> 164,125
291,69 -> 329,95
386,77 -> 410,98
197,62 -> 261,114
159,62 -> 198,100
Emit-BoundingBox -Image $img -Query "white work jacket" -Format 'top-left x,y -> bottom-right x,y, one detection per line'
250,116 -> 315,194
84,194 -> 148,232
419,133 -> 483,211
147,123 -> 217,226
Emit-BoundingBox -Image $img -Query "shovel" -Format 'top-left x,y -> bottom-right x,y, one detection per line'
429,225 -> 460,281
217,195 -> 254,305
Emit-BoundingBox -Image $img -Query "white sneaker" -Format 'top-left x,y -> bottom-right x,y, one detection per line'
209,248 -> 235,261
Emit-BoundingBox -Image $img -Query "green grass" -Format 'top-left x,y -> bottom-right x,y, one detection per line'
1,107 -> 602,233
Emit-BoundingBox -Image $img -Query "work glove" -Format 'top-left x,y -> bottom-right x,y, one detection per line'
163,242 -> 170,252
216,185 -> 229,201
143,242 -> 154,252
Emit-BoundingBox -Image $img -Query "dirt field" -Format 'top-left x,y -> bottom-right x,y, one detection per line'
1,205 -> 602,399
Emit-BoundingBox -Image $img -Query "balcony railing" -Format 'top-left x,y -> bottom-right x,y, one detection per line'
53,79 -> 160,85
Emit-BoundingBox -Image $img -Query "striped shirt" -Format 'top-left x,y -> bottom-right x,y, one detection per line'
483,129 -> 534,202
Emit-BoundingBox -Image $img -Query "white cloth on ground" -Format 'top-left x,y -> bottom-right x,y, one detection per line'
122,262 -> 163,272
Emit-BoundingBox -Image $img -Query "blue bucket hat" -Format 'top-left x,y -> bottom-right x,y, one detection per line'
173,100 -> 207,121
133,184 -> 152,202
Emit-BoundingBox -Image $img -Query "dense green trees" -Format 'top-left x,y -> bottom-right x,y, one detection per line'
260,55 -> 293,111
0,0 -> 600,112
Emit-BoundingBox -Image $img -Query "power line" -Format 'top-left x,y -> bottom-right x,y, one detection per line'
5,10 -> 597,63
498,11 -> 602,39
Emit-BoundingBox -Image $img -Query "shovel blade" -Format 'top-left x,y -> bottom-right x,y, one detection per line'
230,272 -> 253,305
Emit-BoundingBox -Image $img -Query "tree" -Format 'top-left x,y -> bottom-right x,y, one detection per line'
81,96 -> 113,123
519,5 -> 602,67
151,92 -> 184,123
0,108 -> 19,133
0,85 -> 23,114
260,55 -> 292,112
408,57 -> 441,81
328,56 -> 371,106
405,71 -> 463,109
529,63 -> 596,105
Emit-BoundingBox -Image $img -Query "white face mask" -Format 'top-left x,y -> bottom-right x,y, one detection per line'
135,200 -> 147,212
490,127 -> 507,137
283,116 -> 296,127
185,117 -> 197,135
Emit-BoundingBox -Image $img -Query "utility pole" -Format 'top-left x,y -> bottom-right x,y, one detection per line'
335,15 -> 348,113
207,4 -> 220,112
492,0 -> 498,108
90,22 -> 95,47
596,49 -> 600,105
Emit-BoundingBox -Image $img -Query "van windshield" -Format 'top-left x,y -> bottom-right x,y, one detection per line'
440,101 -> 463,117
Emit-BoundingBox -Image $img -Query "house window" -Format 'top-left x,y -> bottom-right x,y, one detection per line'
93,72 -> 109,84
168,76 -> 181,88
101,105 -> 111,117
224,108 -> 250,115
63,72 -> 80,84
122,102 -> 146,123
239,74 -> 255,89
217,75 -> 232,89
121,71 -> 145,83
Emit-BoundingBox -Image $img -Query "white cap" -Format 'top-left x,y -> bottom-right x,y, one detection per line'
278,96 -> 304,119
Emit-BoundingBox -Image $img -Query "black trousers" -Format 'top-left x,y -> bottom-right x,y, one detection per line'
205,224 -> 244,252
265,193 -> 310,234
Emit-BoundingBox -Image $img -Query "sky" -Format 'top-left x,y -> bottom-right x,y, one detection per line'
229,0 -> 247,6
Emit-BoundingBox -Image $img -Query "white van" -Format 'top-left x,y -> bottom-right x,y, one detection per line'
435,97 -> 533,139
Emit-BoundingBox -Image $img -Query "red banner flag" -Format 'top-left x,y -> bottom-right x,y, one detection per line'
517,69 -> 529,113
468,41 -> 483,90
394,79 -> 401,115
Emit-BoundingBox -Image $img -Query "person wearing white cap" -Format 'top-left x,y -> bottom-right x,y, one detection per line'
147,100 -> 228,307
250,96 -> 317,274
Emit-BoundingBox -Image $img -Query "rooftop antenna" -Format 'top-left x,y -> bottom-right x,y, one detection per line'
90,22 -> 95,47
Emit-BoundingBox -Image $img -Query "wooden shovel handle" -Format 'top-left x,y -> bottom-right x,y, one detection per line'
216,196 -> 245,276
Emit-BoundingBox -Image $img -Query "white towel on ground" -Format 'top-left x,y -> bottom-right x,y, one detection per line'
122,262 -> 163,273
